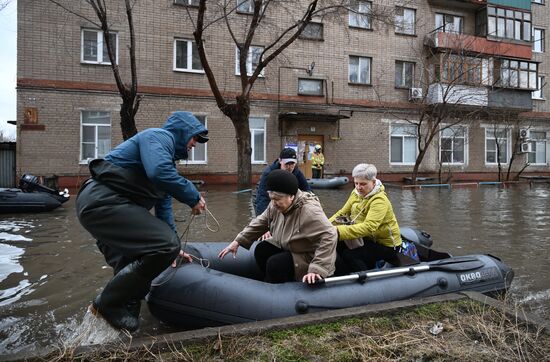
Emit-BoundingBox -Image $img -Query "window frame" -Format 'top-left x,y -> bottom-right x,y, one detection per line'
349,1 -> 372,30
395,7 -> 416,35
299,22 -> 324,40
527,130 -> 548,165
435,13 -> 464,33
173,38 -> 204,73
395,60 -> 415,88
81,29 -> 119,65
496,59 -> 538,90
298,78 -> 324,96
486,6 -> 531,42
235,45 -> 264,77
174,0 -> 199,6
348,55 -> 372,85
532,75 -> 545,99
484,127 -> 510,165
185,114 -> 208,164
533,27 -> 545,53
440,125 -> 467,165
532,0 -> 545,5
390,124 -> 418,165
250,117 -> 266,164
80,111 -> 111,163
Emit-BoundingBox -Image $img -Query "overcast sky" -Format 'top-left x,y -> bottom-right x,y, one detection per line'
0,0 -> 17,139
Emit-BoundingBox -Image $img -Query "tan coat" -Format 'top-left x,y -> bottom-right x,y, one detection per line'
236,190 -> 337,280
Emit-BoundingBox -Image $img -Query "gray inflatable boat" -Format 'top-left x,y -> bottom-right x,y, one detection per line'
147,228 -> 514,329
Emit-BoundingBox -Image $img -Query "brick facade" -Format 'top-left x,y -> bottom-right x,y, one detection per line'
16,0 -> 550,186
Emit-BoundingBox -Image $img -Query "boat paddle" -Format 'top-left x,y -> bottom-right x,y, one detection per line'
314,256 -> 485,285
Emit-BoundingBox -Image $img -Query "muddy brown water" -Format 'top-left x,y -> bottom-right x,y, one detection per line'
1,183 -> 549,356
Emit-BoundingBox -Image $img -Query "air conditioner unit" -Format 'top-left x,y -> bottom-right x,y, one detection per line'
519,128 -> 529,139
409,87 -> 423,101
520,142 -> 533,153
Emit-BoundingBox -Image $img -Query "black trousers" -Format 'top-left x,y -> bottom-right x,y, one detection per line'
312,168 -> 322,179
253,241 -> 294,283
77,180 -> 180,292
341,239 -> 398,272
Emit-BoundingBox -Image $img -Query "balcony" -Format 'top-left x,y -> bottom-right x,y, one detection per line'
425,32 -> 532,60
427,0 -> 486,10
426,83 -> 533,111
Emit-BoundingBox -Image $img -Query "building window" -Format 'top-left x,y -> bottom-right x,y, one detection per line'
81,29 -> 118,64
395,7 -> 416,35
528,131 -> 547,165
395,61 -> 414,88
439,54 -> 483,85
81,111 -> 111,162
174,0 -> 199,5
533,27 -> 545,53
174,39 -> 204,72
235,46 -> 263,76
487,6 -> 531,42
300,22 -> 323,40
391,124 -> 417,164
237,0 -> 256,14
532,75 -> 545,99
298,78 -> 323,96
349,1 -> 371,29
440,126 -> 466,164
188,115 -> 207,163
485,128 -> 509,164
532,0 -> 544,5
349,56 -> 371,85
497,59 -> 538,90
250,117 -> 265,164
435,13 -> 463,33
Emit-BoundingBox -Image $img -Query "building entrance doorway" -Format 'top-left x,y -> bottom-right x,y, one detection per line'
296,135 -> 323,179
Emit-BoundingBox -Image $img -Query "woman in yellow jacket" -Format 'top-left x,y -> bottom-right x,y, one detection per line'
329,163 -> 402,272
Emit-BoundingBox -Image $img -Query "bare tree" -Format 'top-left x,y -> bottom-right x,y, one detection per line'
0,1 -> 11,11
47,0 -> 140,140
189,0 -> 396,187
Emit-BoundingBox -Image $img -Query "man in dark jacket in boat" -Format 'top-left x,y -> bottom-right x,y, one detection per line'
255,147 -> 311,216
76,111 -> 208,332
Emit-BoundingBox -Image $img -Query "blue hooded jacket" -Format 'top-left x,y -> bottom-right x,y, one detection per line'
105,111 -> 208,231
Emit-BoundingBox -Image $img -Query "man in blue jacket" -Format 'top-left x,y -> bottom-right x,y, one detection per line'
76,111 -> 208,332
255,147 -> 311,216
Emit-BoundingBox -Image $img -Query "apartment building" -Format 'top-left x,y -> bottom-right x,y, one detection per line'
16,0 -> 550,187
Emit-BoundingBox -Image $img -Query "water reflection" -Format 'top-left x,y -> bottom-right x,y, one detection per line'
0,183 -> 549,357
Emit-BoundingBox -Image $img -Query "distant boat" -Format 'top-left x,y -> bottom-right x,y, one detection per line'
0,174 -> 70,213
307,176 -> 349,189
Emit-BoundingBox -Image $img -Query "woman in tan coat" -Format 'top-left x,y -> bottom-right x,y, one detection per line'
219,169 -> 337,284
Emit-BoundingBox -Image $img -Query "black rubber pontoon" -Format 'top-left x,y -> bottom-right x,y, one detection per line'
0,174 -> 70,213
147,228 -> 514,329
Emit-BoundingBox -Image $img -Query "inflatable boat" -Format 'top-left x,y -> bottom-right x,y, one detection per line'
307,176 -> 349,189
147,228 -> 514,329
0,174 -> 70,213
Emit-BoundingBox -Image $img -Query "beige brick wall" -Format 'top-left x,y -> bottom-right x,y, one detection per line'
17,0 -> 550,181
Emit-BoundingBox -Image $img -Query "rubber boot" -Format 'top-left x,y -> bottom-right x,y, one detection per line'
92,261 -> 151,332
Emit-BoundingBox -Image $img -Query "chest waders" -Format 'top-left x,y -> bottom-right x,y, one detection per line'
77,160 -> 180,332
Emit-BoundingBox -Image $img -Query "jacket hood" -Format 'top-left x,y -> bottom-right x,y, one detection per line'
162,111 -> 208,160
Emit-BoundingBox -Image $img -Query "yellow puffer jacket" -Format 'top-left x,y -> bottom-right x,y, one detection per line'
329,182 -> 402,248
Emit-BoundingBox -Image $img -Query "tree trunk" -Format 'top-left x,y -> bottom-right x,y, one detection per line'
119,96 -> 139,141
227,96 -> 252,188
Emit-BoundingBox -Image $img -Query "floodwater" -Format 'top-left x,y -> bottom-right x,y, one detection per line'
1,183 -> 549,357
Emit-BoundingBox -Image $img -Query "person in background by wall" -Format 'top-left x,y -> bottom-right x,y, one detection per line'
311,144 -> 325,179
329,163 -> 402,273
76,111 -> 208,332
254,147 -> 311,216
219,169 -> 337,284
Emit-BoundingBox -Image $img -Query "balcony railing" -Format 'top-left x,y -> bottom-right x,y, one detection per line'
425,32 -> 532,60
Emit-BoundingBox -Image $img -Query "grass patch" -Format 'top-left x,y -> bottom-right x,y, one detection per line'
46,298 -> 549,361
